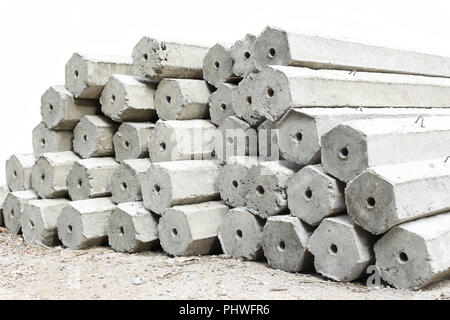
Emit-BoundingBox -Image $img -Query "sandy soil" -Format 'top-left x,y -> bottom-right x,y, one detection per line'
0,227 -> 448,300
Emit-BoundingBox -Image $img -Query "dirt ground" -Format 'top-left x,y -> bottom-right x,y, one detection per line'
0,227 -> 448,300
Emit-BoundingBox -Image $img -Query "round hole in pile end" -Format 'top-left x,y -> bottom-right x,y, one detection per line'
339,147 -> 349,159
278,240 -> 286,251
256,185 -> 265,196
268,48 -> 276,58
329,244 -> 338,255
398,251 -> 409,263
366,197 -> 376,209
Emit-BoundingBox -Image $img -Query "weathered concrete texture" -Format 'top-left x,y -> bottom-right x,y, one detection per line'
3,190 -> 39,234
258,120 -> 281,161
247,161 -> 299,218
65,53 -> 132,99
232,74 -> 265,126
278,107 -> 450,166
41,85 -> 99,130
216,116 -> 258,163
154,79 -> 211,120
218,207 -> 265,260
217,156 -> 258,208
32,122 -> 73,157
231,34 -> 257,77
253,26 -> 450,78
346,159 -> 450,235
203,43 -> 240,87
262,215 -> 314,273
253,65 -> 450,121
158,201 -> 228,256
107,202 -> 159,253
31,151 -> 80,199
141,160 -> 221,214
110,159 -> 151,204
287,165 -> 346,226
5,154 -> 36,191
321,116 -> 450,182
374,213 -> 450,290
100,75 -> 158,122
57,197 -> 116,249
148,120 -> 216,162
132,37 -> 208,81
113,122 -> 155,162
0,185 -> 9,225
308,215 -> 376,282
208,83 -> 237,126
73,115 -> 118,159
67,157 -> 119,201
20,198 -> 70,246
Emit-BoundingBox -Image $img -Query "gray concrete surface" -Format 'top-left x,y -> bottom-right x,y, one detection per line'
65,53 -> 132,99
346,159 -> 450,235
100,75 -> 158,122
375,212 -> 450,290
41,85 -> 98,130
203,43 -> 240,87
218,207 -> 265,260
32,122 -> 73,157
322,116 -> 450,182
287,164 -> 346,226
0,185 -> 9,225
3,190 -> 39,234
208,83 -> 237,126
257,120 -> 280,161
232,73 -> 265,126
262,215 -> 314,273
278,107 -> 450,166
113,122 -> 155,162
141,160 -> 221,214
218,156 -> 258,208
57,197 -> 116,250
216,116 -> 257,163
158,201 -> 228,256
308,215 -> 375,282
231,34 -> 257,77
147,120 -> 216,162
253,26 -> 450,78
5,154 -> 36,191
73,115 -> 118,158
253,65 -> 450,121
247,160 -> 299,218
20,198 -> 70,246
154,78 -> 211,120
31,151 -> 80,199
107,202 -> 159,253
109,159 -> 151,204
132,37 -> 208,81
67,157 -> 119,201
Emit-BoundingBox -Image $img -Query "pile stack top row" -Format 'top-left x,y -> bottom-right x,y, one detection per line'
63,25 -> 450,99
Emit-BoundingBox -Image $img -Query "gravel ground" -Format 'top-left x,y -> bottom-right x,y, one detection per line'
0,227 -> 448,300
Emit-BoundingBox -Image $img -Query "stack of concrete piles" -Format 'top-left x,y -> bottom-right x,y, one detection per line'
207,26 -> 450,290
0,26 -> 449,291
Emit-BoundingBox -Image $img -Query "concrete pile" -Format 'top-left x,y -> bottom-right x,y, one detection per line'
0,26 -> 449,291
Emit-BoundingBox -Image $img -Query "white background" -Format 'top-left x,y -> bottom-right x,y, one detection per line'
0,0 -> 449,181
